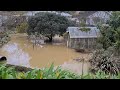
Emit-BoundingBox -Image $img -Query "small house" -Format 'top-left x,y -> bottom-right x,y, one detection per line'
75,11 -> 111,26
65,27 -> 100,50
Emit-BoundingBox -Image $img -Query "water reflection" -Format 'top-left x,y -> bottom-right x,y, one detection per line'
2,43 -> 30,67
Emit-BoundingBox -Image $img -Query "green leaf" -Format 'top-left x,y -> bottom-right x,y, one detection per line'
6,75 -> 14,79
36,69 -> 41,79
46,63 -> 54,76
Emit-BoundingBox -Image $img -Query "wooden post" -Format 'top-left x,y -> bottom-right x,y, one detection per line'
84,38 -> 85,49
33,41 -> 35,50
87,38 -> 89,49
67,40 -> 68,47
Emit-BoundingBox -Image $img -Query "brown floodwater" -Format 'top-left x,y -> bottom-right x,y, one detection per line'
0,33 -> 85,69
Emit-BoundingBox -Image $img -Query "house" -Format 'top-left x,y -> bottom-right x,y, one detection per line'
75,11 -> 112,26
65,27 -> 100,50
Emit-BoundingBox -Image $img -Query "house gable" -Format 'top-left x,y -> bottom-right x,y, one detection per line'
67,27 -> 100,39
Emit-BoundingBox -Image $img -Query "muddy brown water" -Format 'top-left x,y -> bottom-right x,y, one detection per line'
0,33 -> 90,74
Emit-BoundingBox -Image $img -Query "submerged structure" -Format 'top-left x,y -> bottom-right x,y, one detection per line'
65,27 -> 100,50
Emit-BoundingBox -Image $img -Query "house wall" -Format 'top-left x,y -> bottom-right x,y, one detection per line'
68,38 -> 97,50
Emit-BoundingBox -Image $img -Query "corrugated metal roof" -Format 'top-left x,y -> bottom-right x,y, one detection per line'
67,27 -> 100,38
60,12 -> 72,17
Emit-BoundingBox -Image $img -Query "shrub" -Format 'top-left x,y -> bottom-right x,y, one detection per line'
80,27 -> 91,32
0,32 -> 10,47
0,64 -> 80,79
16,22 -> 28,33
1,64 -> 120,79
89,48 -> 120,74
27,12 -> 75,42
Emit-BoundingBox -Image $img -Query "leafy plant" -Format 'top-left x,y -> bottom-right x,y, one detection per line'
89,48 -> 120,74
1,63 -> 120,79
0,32 -> 10,47
16,22 -> 28,33
80,27 -> 90,32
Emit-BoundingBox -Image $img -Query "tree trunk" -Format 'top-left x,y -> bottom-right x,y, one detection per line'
48,34 -> 53,42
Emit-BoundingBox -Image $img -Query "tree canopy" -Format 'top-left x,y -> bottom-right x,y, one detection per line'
98,11 -> 120,55
27,12 -> 75,42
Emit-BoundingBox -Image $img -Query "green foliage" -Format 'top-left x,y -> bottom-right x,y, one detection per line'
0,32 -> 10,47
82,70 -> 118,79
80,17 -> 86,24
1,64 -> 120,79
80,27 -> 91,32
0,64 -> 79,79
27,12 -> 75,42
3,16 -> 27,31
97,11 -> 120,53
16,22 -> 28,33
80,22 -> 86,27
97,25 -> 112,50
109,11 -> 120,29
0,65 -> 17,79
91,12 -> 120,74
79,21 -> 90,32
89,48 -> 120,74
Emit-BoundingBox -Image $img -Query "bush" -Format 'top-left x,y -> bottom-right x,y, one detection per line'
1,63 -> 120,79
89,48 -> 120,74
0,64 -> 80,79
27,12 -> 75,42
0,32 -> 10,47
16,22 -> 28,33
80,27 -> 91,32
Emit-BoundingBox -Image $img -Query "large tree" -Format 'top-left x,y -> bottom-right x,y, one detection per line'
27,12 -> 75,42
98,11 -> 120,54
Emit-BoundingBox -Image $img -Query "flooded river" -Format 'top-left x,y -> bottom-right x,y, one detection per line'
0,33 -> 90,74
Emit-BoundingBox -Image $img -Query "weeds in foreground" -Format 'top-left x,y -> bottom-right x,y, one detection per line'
0,63 -> 120,79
